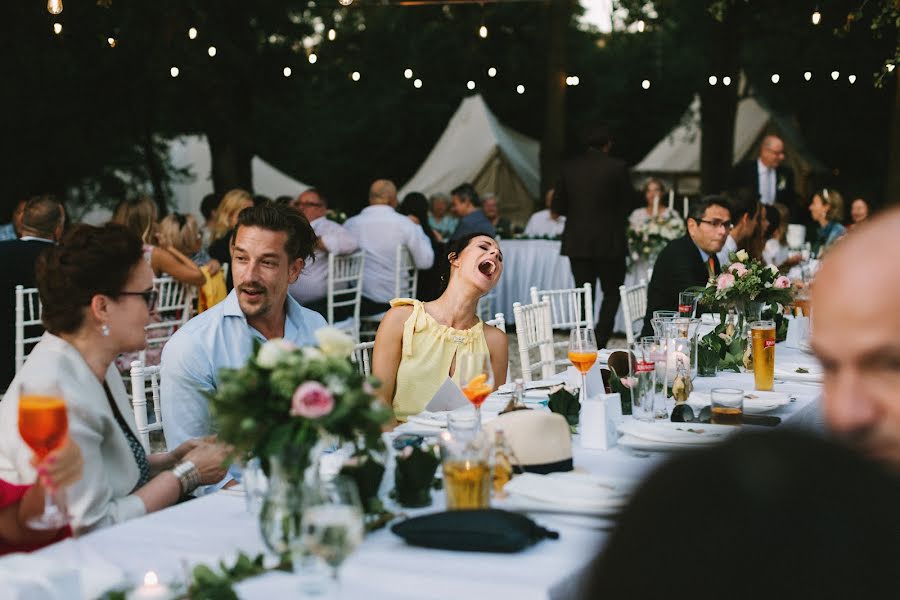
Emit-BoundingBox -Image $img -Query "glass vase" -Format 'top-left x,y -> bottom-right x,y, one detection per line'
259,455 -> 305,558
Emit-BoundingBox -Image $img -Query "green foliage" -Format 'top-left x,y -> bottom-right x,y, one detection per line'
187,552 -> 287,600
607,368 -> 633,415
548,387 -> 581,428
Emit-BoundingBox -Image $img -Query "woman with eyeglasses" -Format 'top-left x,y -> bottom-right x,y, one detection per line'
0,224 -> 231,534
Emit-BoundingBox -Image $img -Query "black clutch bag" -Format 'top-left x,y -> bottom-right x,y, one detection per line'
391,509 -> 559,553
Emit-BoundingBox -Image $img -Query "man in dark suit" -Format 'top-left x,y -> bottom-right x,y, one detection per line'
730,134 -> 803,222
0,195 -> 65,390
449,183 -> 496,241
552,124 -> 635,348
641,196 -> 732,337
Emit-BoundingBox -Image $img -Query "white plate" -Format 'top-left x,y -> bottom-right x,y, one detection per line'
496,472 -> 631,517
617,420 -> 736,452
687,390 -> 791,414
494,493 -> 626,517
774,362 -> 823,383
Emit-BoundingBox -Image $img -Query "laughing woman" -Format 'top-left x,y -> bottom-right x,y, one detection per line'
372,232 -> 508,423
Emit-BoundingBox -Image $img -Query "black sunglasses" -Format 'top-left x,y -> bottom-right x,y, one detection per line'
118,289 -> 158,311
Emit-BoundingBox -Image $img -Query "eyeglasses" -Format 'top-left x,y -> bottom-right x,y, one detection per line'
299,201 -> 324,208
119,289 -> 158,311
697,219 -> 734,230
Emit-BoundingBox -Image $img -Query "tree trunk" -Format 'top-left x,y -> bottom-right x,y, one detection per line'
141,131 -> 169,218
208,129 -> 253,194
699,11 -> 741,196
540,0 -> 570,203
885,70 -> 900,205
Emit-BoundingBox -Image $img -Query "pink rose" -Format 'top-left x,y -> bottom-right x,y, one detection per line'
289,381 -> 334,419
728,262 -> 748,277
620,376 -> 637,389
716,272 -> 735,291
774,275 -> 790,289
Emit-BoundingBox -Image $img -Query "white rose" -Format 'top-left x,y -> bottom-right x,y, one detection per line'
735,249 -> 750,263
302,346 -> 325,361
315,326 -> 356,358
768,264 -> 779,275
256,338 -> 298,368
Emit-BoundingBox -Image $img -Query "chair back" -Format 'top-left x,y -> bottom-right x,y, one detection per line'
144,276 -> 194,357
529,283 -> 594,367
394,245 -> 419,299
484,312 -> 506,333
14,286 -> 43,374
351,341 -> 375,377
328,251 -> 364,341
513,299 -> 556,382
129,360 -> 163,452
476,289 -> 497,322
619,281 -> 649,344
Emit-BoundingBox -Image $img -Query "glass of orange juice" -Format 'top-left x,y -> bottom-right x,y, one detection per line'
457,352 -> 494,429
568,328 -> 598,403
18,382 -> 70,529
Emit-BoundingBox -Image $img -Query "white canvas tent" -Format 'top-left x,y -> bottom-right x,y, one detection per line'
399,94 -> 540,226
634,94 -> 824,195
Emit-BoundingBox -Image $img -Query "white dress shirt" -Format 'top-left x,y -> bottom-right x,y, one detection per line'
757,159 -> 776,205
523,209 -> 566,237
289,216 -> 359,304
344,205 -> 435,303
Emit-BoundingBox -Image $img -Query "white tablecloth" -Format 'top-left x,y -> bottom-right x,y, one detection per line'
28,346 -> 822,600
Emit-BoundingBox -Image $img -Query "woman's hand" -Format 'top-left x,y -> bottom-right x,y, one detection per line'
206,259 -> 221,276
31,438 -> 83,492
183,441 -> 233,485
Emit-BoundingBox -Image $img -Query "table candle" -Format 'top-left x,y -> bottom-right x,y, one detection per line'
668,189 -> 674,211
129,571 -> 171,600
683,196 -> 689,219
652,196 -> 659,216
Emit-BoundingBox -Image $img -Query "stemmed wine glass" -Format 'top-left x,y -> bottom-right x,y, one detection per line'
456,352 -> 494,429
17,382 -> 70,529
568,328 -> 598,403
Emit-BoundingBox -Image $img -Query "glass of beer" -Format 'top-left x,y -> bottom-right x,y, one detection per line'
678,291 -> 700,318
568,328 -> 598,403
439,431 -> 491,510
18,382 -> 70,528
710,388 -> 743,426
750,320 -> 776,391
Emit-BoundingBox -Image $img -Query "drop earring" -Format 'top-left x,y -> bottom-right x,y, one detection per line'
101,324 -> 110,337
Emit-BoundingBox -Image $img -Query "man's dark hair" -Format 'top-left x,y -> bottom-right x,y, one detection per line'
22,195 -> 63,238
687,195 -> 732,224
583,123 -> 612,150
728,188 -> 761,225
234,202 -> 316,262
302,188 -> 329,208
451,183 -> 481,207
200,193 -> 219,220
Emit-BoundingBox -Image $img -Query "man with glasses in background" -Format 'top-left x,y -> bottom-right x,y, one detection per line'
287,188 -> 358,319
641,196 -> 732,337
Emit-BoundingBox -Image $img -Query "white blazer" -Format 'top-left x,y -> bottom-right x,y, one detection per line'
0,333 -> 147,533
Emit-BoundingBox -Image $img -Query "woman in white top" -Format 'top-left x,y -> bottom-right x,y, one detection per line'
762,202 -> 801,271
628,178 -> 677,231
0,224 -> 230,534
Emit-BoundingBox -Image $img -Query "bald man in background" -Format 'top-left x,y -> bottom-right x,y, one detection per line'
812,207 -> 900,470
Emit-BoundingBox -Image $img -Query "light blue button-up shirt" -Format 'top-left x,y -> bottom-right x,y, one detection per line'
160,289 -> 327,452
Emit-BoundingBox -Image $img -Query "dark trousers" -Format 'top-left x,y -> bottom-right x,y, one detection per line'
360,296 -> 392,317
569,256 -> 626,348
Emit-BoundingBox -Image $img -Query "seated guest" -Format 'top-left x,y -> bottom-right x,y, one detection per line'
762,202 -> 801,272
808,188 -> 846,255
428,193 -> 457,241
524,188 -> 566,238
0,438 -> 82,555
288,188 -> 359,319
482,193 -> 513,238
641,196 -> 731,337
398,192 -> 444,302
627,178 -> 676,230
199,192 -> 220,250
848,196 -> 870,229
716,189 -> 761,266
157,213 -> 226,312
449,183 -> 496,241
812,207 -> 900,470
0,195 -> 65,390
585,431 -> 900,599
344,180 -> 435,316
0,224 -> 230,533
207,189 -> 255,291
161,203 -> 327,454
372,233 -> 508,422
0,200 -> 26,242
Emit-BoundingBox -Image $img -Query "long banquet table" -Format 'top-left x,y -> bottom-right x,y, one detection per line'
30,344 -> 824,600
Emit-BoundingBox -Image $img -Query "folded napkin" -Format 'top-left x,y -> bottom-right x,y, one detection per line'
502,472 -> 629,512
774,361 -> 823,383
687,391 -> 790,415
617,420 -> 735,446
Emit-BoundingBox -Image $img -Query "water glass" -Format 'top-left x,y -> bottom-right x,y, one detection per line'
710,388 -> 743,426
448,409 -> 479,440
630,340 -> 656,421
640,336 -> 669,419
242,457 -> 268,515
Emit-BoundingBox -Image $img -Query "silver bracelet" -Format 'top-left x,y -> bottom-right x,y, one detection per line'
172,460 -> 201,495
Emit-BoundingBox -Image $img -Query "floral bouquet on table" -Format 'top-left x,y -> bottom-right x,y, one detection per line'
627,211 -> 686,269
694,249 -> 794,373
208,327 -> 391,510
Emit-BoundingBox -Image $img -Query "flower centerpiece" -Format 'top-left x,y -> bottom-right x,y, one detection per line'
694,250 -> 794,373
627,210 -> 686,270
208,327 -> 390,495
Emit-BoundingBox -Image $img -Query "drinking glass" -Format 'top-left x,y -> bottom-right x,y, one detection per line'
456,352 -> 494,429
651,312 -> 677,338
242,457 -> 268,515
750,320 -> 776,390
568,328 -> 598,403
678,291 -> 700,318
631,340 -> 656,422
710,388 -> 743,426
640,336 -> 669,419
448,410 -> 479,441
18,382 -> 69,529
439,431 -> 491,510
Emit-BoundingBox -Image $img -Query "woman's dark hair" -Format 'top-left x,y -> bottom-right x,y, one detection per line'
399,192 -> 438,243
36,223 -> 144,334
234,202 -> 316,262
437,231 -> 495,293
765,200 -> 782,239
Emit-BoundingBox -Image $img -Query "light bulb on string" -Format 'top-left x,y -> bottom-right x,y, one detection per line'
107,37 -> 116,48
708,75 -> 717,86
488,67 -> 497,78
831,70 -> 840,81
404,68 -> 413,79
170,66 -> 179,78
308,53 -> 317,64
771,73 -> 780,84
804,71 -> 812,81
283,67 -> 292,77
339,0 -> 353,5
47,0 -> 62,15
208,46 -> 216,57
328,29 -> 336,41
351,71 -> 361,81
467,80 -> 475,90
479,25 -> 488,38
811,10 -> 821,25
888,64 -> 896,73
722,76 -> 732,86
52,22 -> 62,34
641,79 -> 650,90
516,84 -> 525,94
636,20 -> 645,32
848,74 -> 857,84
188,27 -> 197,40
414,78 -> 423,89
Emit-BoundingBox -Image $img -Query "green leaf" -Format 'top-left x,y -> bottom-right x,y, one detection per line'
548,387 -> 581,426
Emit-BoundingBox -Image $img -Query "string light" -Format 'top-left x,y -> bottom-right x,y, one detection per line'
207,46 -> 216,57
811,10 -> 821,25
351,71 -> 361,81
565,76 -> 580,86
708,75 -> 717,86
804,71 -> 812,81
339,0 -> 353,5
404,68 -> 413,79
487,67 -> 497,78
771,73 -> 780,84
479,25 -> 488,38
641,79 -> 650,90
328,29 -> 336,41
414,78 -> 423,89
52,22 -> 62,34
308,53 -> 317,64
107,37 -> 116,48
636,20 -> 645,32
516,84 -> 525,94
188,27 -> 197,40
831,70 -> 840,80
848,74 -> 857,84
170,67 -> 179,78
283,67 -> 292,77
888,64 -> 896,73
467,80 -> 475,90
722,76 -> 732,86
47,0 -> 62,15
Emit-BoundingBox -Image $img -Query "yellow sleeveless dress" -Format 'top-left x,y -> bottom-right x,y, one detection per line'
390,298 -> 490,421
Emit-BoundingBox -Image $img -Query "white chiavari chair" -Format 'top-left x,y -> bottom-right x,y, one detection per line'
327,251 -> 365,342
619,281 -> 649,344
359,245 -> 418,341
351,341 -> 375,378
530,282 -> 594,367
513,298 -> 556,382
141,276 -> 194,364
129,360 -> 163,452
14,285 -> 43,375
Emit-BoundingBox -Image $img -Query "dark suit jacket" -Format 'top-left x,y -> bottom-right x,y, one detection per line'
552,149 -> 635,260
640,235 -> 719,337
0,238 -> 54,389
729,159 -> 802,215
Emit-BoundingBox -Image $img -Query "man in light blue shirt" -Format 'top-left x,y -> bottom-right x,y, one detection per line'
161,203 -> 327,456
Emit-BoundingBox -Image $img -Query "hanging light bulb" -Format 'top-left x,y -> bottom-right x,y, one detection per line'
723,76 -> 732,86
328,29 -> 336,41
804,71 -> 812,81
404,68 -> 413,79
207,46 -> 216,57
414,78 -> 423,89
516,84 -> 525,94
636,20 -> 645,32
831,70 -> 840,80
479,25 -> 488,38
888,64 -> 896,73
52,22 -> 62,34
308,53 -> 317,64
467,80 -> 476,90
188,27 -> 197,40
708,75 -> 717,86
170,67 -> 179,78
848,74 -> 857,84
641,79 -> 650,90
107,37 -> 116,48
811,10 -> 821,25
283,67 -> 292,77
351,71 -> 361,81
47,0 -> 63,15
771,73 -> 780,84
487,67 -> 497,78
339,0 -> 353,5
